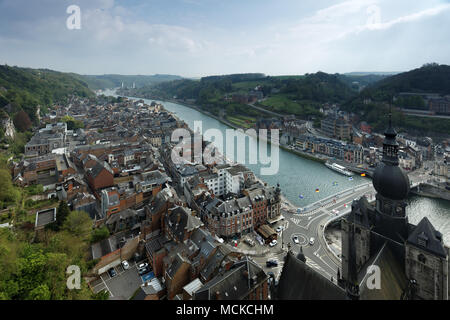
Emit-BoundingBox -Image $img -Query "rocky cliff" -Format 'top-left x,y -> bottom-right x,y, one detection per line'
1,114 -> 16,139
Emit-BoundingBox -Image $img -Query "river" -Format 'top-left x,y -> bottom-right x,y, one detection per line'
102,90 -> 450,244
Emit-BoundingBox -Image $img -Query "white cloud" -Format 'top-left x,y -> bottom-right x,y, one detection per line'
361,3 -> 450,31
1,0 -> 450,76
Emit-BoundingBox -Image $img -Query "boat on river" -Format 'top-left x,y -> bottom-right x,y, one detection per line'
325,162 -> 353,176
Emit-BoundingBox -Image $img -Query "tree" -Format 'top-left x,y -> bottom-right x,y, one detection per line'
28,284 -> 51,300
91,226 -> 110,243
0,169 -> 20,204
54,200 -> 70,230
13,110 -> 32,132
63,211 -> 92,240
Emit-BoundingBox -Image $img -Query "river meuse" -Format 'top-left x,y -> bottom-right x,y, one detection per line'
104,90 -> 450,244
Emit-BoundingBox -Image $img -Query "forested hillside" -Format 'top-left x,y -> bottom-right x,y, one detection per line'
343,64 -> 450,135
0,65 -> 94,123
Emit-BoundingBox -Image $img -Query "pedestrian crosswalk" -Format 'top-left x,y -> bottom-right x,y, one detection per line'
306,259 -> 322,272
306,258 -> 332,279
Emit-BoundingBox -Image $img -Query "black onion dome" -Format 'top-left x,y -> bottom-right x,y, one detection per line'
372,162 -> 410,200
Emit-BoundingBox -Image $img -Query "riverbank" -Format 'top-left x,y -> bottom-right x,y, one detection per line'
132,95 -> 328,165
412,183 -> 450,201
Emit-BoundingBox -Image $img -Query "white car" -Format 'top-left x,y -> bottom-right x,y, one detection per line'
293,236 -> 300,244
276,226 -> 283,233
138,263 -> 148,270
309,237 -> 315,245
122,260 -> 130,270
269,239 -> 278,247
332,209 -> 339,215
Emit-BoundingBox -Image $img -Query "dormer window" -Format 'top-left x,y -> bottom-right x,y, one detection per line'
417,232 -> 428,247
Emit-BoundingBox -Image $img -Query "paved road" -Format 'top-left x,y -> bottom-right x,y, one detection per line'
266,165 -> 432,282
247,103 -> 284,118
256,183 -> 377,283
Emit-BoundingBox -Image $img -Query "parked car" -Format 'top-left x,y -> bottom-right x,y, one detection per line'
293,236 -> 299,244
139,266 -> 150,275
309,237 -> 315,245
121,260 -> 130,270
276,226 -> 283,233
138,262 -> 150,275
269,239 -> 278,247
107,268 -> 117,278
138,263 -> 148,270
266,259 -> 279,267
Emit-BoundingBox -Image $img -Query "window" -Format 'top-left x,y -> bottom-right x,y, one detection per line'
418,254 -> 426,264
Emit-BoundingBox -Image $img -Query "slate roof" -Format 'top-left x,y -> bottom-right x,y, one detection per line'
89,161 -> 113,178
199,245 -> 231,282
145,234 -> 171,258
166,253 -> 189,279
277,251 -> 346,300
194,257 -> 267,300
166,206 -> 204,242
91,236 -> 118,260
407,217 -> 447,258
179,165 -> 198,177
359,243 -> 408,300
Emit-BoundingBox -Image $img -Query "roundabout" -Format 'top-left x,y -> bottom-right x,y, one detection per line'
290,233 -> 308,246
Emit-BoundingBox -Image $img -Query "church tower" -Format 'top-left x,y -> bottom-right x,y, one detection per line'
371,112 -> 410,243
341,111 -> 411,297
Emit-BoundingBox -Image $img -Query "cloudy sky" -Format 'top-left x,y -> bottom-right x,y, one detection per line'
1,0 -> 449,77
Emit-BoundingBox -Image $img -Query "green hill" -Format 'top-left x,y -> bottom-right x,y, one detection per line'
116,72 -> 360,123
342,63 -> 450,135
0,65 -> 94,123
121,71 -> 357,105
360,63 -> 450,100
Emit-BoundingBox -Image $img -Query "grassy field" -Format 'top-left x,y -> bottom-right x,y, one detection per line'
226,115 -> 256,129
231,81 -> 266,92
260,94 -> 301,114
